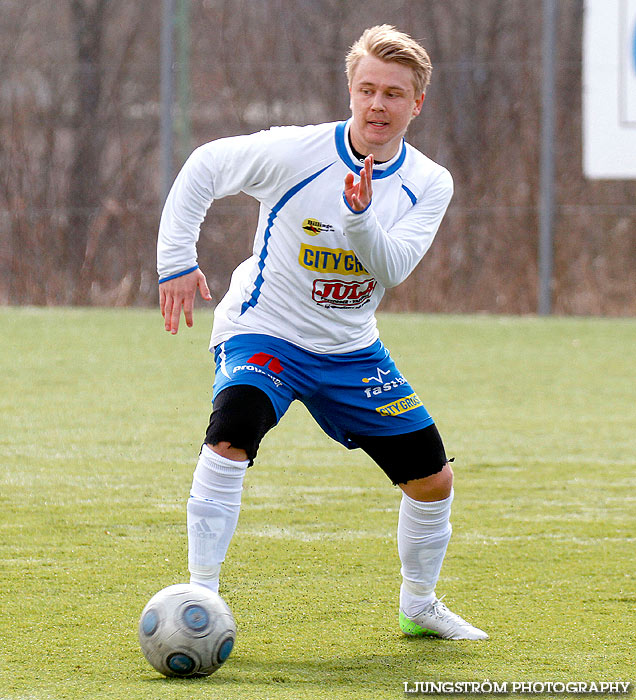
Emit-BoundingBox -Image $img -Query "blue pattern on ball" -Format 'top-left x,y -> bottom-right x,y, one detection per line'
167,653 -> 195,675
218,637 -> 234,662
139,584 -> 237,677
141,609 -> 158,636
183,604 -> 209,631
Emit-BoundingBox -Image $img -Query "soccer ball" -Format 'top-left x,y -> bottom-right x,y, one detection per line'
138,583 -> 236,677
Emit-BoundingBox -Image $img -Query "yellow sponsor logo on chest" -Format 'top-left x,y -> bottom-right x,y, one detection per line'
299,243 -> 369,276
375,393 -> 424,416
302,218 -> 331,236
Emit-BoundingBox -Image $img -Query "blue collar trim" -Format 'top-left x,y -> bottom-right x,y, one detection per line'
334,120 -> 406,179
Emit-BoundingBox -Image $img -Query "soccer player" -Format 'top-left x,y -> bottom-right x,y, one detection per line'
157,25 -> 487,641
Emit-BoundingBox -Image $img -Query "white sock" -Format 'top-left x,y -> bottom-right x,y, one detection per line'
187,446 -> 248,592
398,489 -> 454,616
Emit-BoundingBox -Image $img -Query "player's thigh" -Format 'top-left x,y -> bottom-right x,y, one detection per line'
205,384 -> 278,464
304,339 -> 435,448
351,424 -> 449,486
212,334 -> 302,420
209,335 -> 304,462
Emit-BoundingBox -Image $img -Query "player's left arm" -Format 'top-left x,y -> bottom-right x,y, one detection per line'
341,167 -> 453,289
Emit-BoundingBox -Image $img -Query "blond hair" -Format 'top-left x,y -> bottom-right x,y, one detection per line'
345,25 -> 432,95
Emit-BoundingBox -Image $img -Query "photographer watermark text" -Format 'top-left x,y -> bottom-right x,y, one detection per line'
403,680 -> 632,695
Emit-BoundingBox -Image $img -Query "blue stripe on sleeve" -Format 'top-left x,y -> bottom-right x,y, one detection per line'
158,265 -> 199,284
401,184 -> 417,205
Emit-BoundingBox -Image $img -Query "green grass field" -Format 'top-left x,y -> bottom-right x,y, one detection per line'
1,308 -> 634,700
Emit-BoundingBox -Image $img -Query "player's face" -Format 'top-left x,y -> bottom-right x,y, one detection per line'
349,54 -> 425,162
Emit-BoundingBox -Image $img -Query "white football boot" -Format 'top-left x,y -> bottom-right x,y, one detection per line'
399,597 -> 488,640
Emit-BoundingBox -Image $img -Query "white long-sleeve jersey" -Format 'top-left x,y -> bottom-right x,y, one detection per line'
157,119 -> 453,354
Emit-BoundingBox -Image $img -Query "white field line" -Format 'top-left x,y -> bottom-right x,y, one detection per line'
238,524 -> 394,542
459,531 -> 636,545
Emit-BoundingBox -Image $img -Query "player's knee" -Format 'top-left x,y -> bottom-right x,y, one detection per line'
401,462 -> 453,501
204,385 -> 277,465
209,441 -> 249,463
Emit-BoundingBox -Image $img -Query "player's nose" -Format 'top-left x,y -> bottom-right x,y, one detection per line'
370,93 -> 386,111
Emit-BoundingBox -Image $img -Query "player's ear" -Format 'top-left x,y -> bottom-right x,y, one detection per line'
412,92 -> 425,118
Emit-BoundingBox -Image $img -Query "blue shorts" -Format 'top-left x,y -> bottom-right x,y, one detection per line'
212,334 -> 434,449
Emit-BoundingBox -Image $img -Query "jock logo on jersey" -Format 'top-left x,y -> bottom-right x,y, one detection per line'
300,243 -> 376,309
312,278 -> 376,309
301,218 -> 335,236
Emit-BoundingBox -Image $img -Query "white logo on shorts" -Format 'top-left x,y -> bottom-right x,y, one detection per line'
361,368 -> 391,384
363,374 -> 407,398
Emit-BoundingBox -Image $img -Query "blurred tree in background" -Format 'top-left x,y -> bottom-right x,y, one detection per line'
1,0 -> 634,314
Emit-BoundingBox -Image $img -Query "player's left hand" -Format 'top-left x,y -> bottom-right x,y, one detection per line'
344,154 -> 373,212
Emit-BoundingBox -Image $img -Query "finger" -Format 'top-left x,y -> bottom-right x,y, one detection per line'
359,169 -> 368,201
159,286 -> 166,318
163,295 -> 174,331
358,170 -> 370,205
365,154 -> 373,183
344,172 -> 359,209
183,291 -> 194,328
198,272 -> 212,301
169,298 -> 182,334
363,156 -> 374,202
